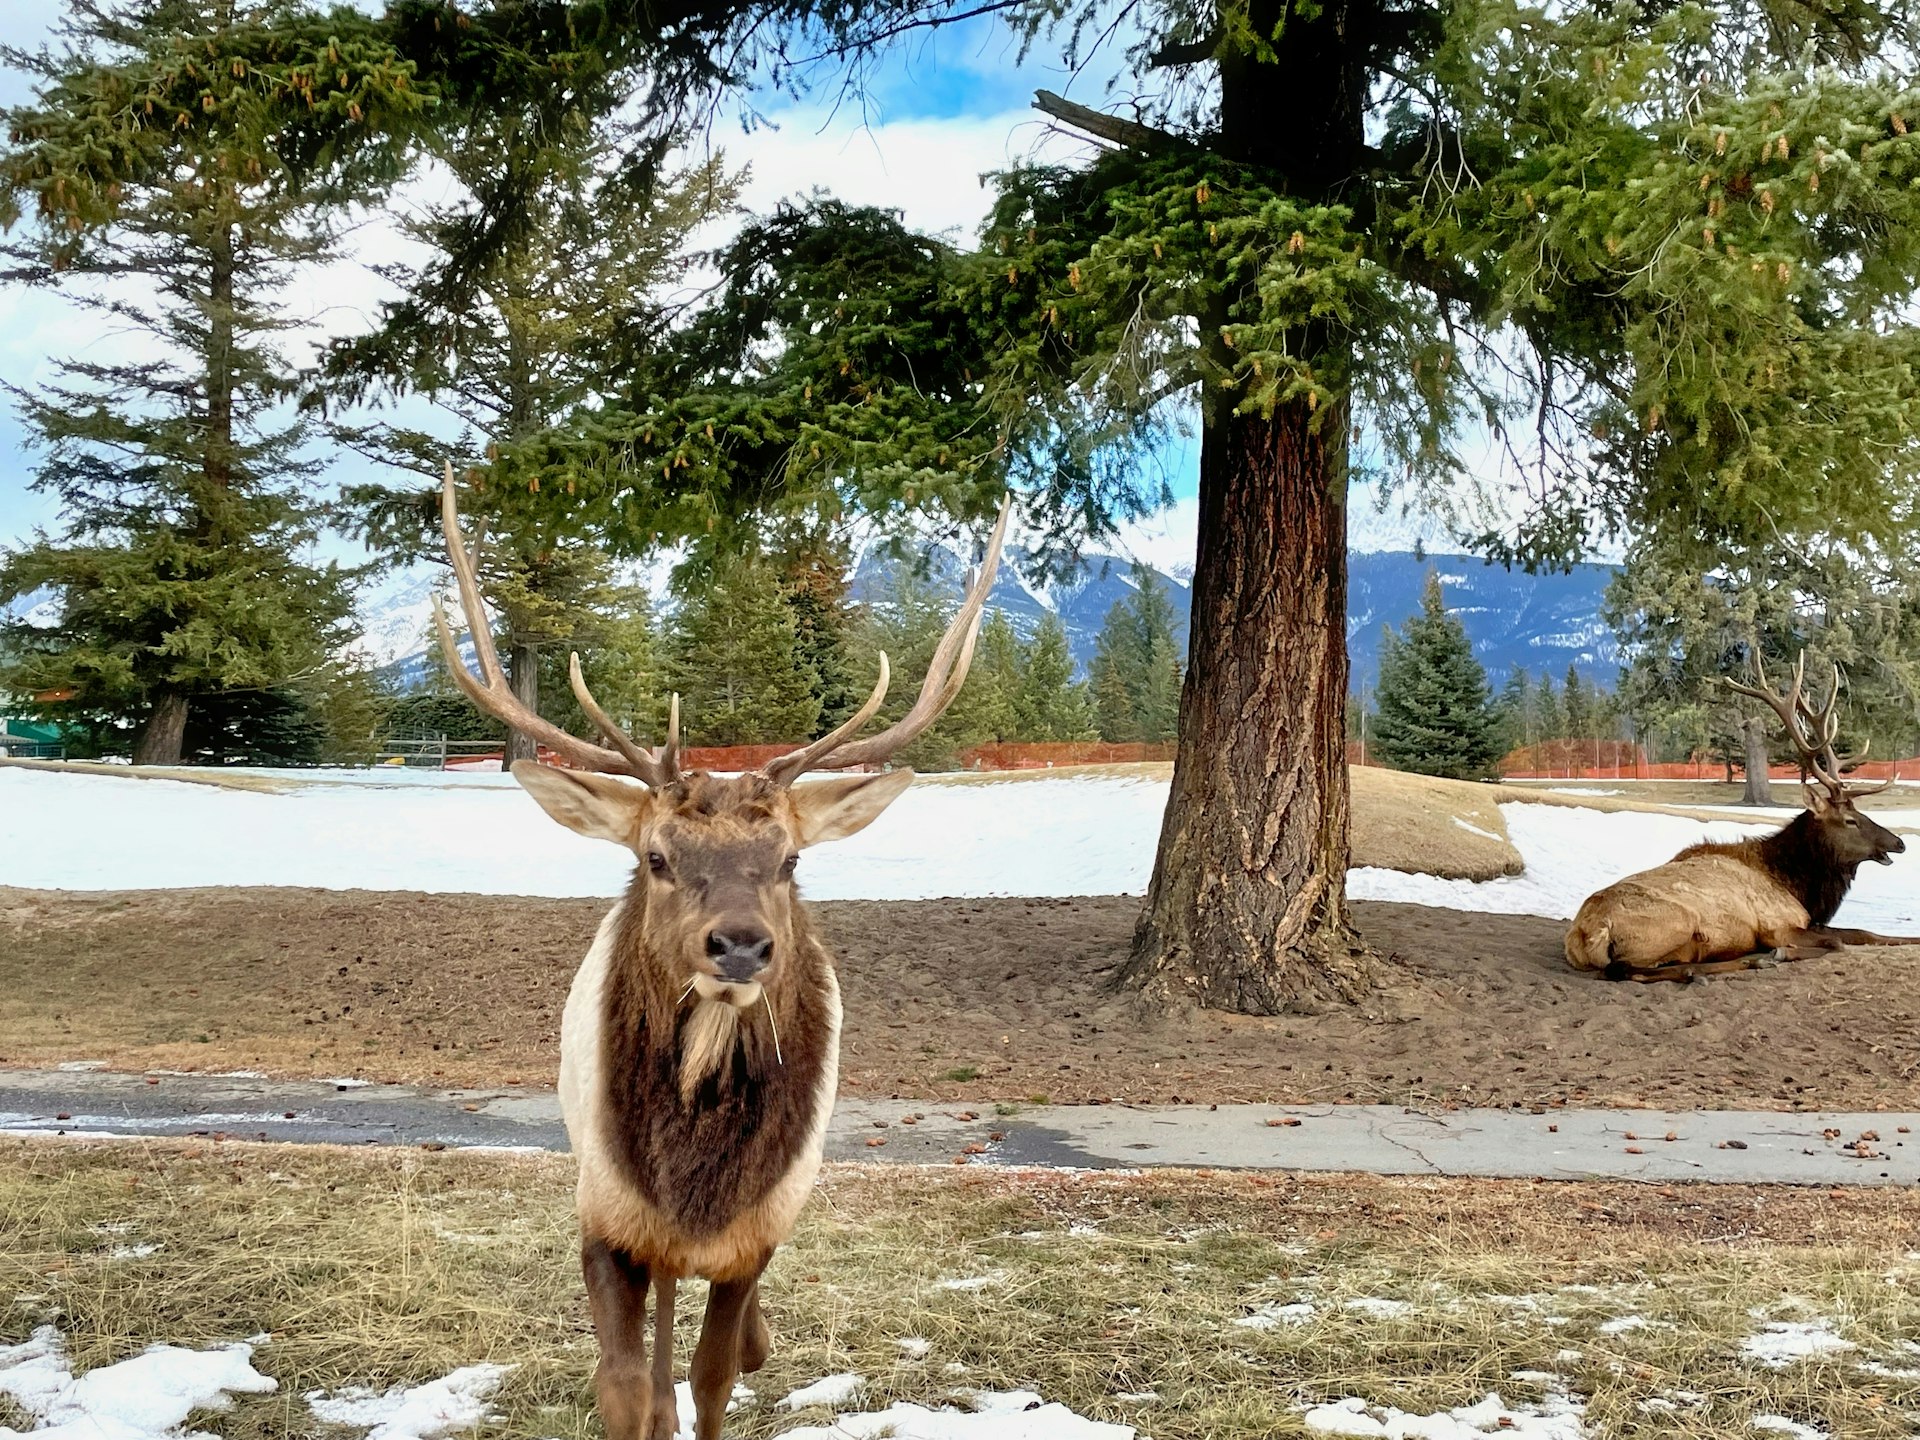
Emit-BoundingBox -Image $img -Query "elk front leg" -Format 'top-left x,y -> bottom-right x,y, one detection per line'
689,1265 -> 767,1440
1816,927 -> 1920,948
582,1238 -> 653,1440
649,1275 -> 679,1440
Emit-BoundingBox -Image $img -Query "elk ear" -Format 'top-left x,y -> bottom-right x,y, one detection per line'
788,770 -> 916,847
511,760 -> 652,845
1803,784 -> 1832,814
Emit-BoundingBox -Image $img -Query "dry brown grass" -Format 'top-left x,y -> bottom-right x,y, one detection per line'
2,1140 -> 1916,1438
1349,767 -> 1522,880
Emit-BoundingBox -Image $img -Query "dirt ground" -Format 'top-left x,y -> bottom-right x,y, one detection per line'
7,884 -> 1920,1111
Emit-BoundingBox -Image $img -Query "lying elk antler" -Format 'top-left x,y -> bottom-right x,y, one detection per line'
1725,650 -> 1893,797
433,462 -> 1012,786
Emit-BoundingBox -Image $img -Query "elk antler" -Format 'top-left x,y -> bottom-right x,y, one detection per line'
432,463 -> 679,785
761,498 -> 1013,786
1726,650 -> 1888,797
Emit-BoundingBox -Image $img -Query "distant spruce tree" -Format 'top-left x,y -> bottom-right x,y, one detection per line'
1562,665 -> 1594,741
1497,667 -> 1533,755
851,560 -> 1002,768
667,554 -> 820,747
0,2 -> 418,763
1089,563 -> 1185,743
1370,573 -> 1502,780
1532,674 -> 1565,744
971,610 -> 1024,744
1015,613 -> 1096,742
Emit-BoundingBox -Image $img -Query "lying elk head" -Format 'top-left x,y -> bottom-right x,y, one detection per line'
429,464 -> 1010,1009
1727,652 -> 1905,869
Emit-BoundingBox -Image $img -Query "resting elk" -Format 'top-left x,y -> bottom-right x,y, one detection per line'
430,465 -> 1009,1440
1565,653 -> 1916,982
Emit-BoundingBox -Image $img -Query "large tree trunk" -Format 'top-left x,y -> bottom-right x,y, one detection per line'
506,640 -> 540,764
1121,0 -> 1373,1012
1740,716 -> 1774,806
1121,400 -> 1372,1012
132,690 -> 189,766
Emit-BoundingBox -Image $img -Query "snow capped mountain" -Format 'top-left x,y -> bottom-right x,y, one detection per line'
346,502 -> 1623,691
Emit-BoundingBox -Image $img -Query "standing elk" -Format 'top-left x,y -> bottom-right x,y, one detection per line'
1564,654 -> 1917,982
431,465 -> 1009,1440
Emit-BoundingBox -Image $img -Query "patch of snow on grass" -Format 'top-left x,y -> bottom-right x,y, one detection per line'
1752,1417 -> 1827,1439
0,1324 -> 276,1438
776,1373 -> 867,1410
1452,818 -> 1503,841
777,1387 -> 1134,1439
934,1272 -> 1006,1293
1233,1301 -> 1316,1329
1742,1321 -> 1855,1368
1301,1389 -> 1586,1438
107,1243 -> 161,1260
1343,1297 -> 1414,1319
897,1338 -> 933,1359
304,1363 -> 512,1439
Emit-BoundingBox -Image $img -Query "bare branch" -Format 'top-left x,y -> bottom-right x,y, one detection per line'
1032,90 -> 1186,151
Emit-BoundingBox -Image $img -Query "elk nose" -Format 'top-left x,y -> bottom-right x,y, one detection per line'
706,927 -> 774,981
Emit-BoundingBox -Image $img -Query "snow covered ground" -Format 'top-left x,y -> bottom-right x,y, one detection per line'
1,767 -> 1915,930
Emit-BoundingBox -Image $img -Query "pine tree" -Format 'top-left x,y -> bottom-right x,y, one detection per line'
1532,676 -> 1564,745
1088,564 -> 1185,743
971,611 -> 1023,745
0,1 -> 417,763
1015,613 -> 1095,741
1369,574 -> 1502,780
1562,667 -> 1593,743
852,560 -> 1001,768
321,85 -> 734,763
1497,668 -> 1533,756
667,554 -> 821,747
778,537 -> 862,732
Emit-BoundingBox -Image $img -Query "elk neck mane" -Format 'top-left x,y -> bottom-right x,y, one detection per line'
1677,808 -> 1857,926
597,778 -> 837,1241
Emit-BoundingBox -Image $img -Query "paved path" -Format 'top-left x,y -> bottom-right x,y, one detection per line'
1,1068 -> 1913,1186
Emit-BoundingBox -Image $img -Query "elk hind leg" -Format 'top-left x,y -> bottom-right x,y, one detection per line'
738,1279 -> 771,1374
690,1270 -> 762,1440
582,1238 -> 653,1440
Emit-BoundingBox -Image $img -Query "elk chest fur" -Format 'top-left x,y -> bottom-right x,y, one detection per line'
560,900 -> 842,1283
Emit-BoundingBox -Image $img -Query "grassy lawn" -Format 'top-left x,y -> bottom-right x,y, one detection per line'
3,1140 -> 1918,1437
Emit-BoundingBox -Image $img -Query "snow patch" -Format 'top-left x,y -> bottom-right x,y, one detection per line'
776,1373 -> 868,1411
1451,818 -> 1503,842
304,1363 -> 512,1439
1751,1418 -> 1827,1439
1300,1388 -> 1586,1438
1343,1297 -> 1414,1319
0,1325 -> 277,1439
776,1387 -> 1134,1440
1233,1301 -> 1316,1330
1741,1321 -> 1855,1368
897,1338 -> 934,1359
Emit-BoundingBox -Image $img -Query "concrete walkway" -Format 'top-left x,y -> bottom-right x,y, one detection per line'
1,1068 -> 1913,1186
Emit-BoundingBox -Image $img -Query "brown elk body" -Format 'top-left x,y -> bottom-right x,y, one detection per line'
430,466 -> 1009,1440
1565,656 -> 1915,982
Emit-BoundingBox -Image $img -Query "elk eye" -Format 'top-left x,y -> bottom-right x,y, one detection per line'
648,851 -> 670,875
781,854 -> 800,877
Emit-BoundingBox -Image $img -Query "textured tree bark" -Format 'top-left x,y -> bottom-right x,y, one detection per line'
1740,717 -> 1774,806
507,640 -> 540,765
1121,400 -> 1373,1012
1120,0 -> 1375,1012
132,690 -> 189,766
